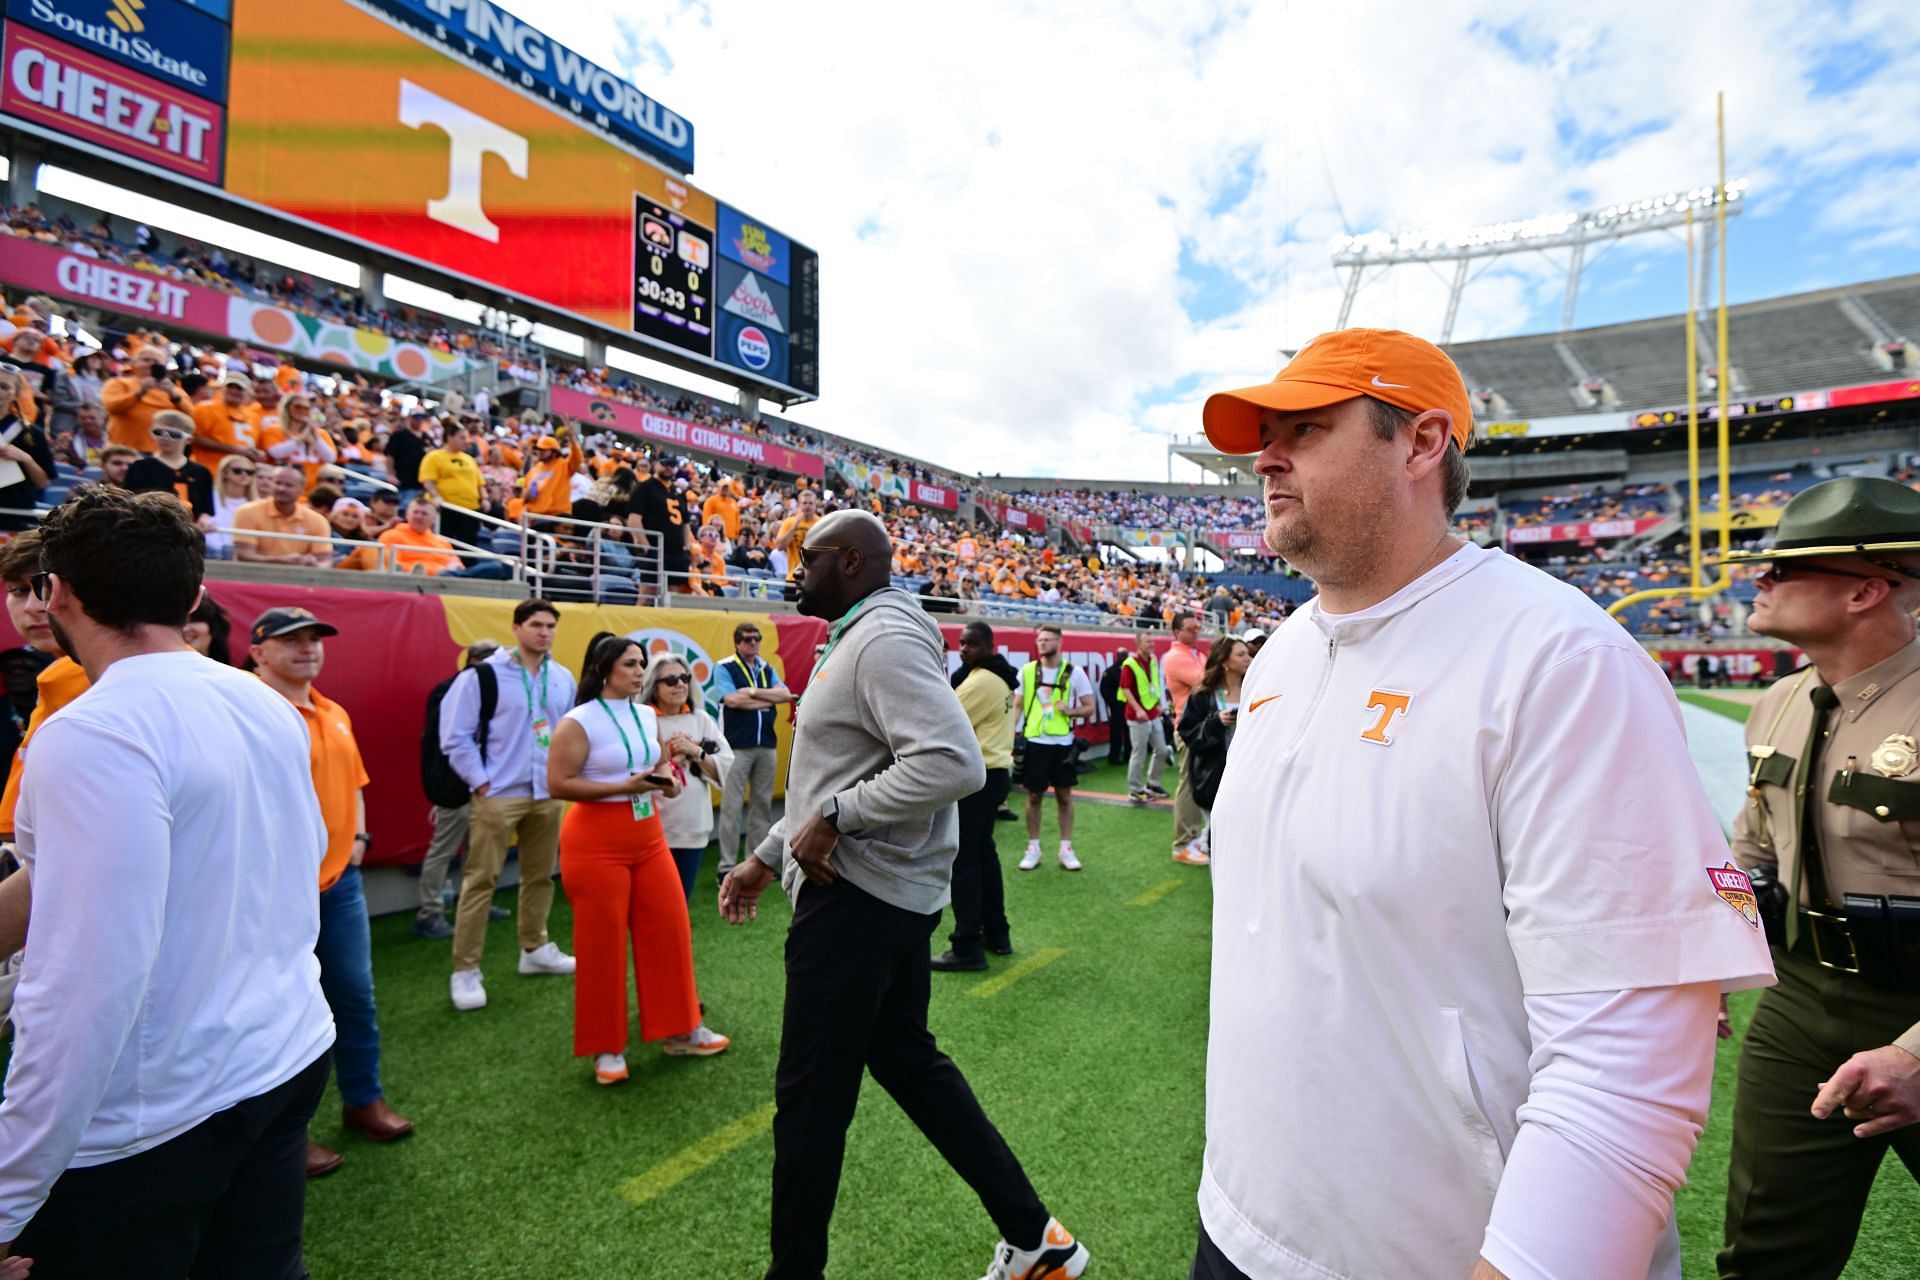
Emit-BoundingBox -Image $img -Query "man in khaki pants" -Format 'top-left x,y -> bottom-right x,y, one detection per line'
438,599 -> 577,1011
1161,613 -> 1209,861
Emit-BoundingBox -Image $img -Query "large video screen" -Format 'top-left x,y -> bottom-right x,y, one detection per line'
0,0 -> 819,399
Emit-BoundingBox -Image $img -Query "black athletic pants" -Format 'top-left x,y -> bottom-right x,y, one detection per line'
948,768 -> 1012,961
436,506 -> 481,557
767,878 -> 1047,1279
1190,1221 -> 1253,1279
1105,695 -> 1129,764
14,1050 -> 330,1280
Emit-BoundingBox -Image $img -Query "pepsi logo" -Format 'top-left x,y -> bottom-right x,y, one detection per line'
736,326 -> 772,371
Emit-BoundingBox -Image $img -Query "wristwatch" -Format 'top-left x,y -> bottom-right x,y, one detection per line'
354,832 -> 373,851
821,795 -> 842,831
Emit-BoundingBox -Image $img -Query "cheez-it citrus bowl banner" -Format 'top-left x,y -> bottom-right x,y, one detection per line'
223,0 -> 704,330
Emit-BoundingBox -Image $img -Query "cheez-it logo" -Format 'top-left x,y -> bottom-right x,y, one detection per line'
1360,690 -> 1413,745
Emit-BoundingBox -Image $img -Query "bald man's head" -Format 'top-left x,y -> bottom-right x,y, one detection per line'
795,509 -> 894,621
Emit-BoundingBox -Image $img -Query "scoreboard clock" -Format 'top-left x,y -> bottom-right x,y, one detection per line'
632,197 -> 714,356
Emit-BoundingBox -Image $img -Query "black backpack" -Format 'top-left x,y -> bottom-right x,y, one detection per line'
420,664 -> 497,808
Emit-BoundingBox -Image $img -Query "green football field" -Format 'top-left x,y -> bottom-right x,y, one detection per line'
302,755 -> 1920,1278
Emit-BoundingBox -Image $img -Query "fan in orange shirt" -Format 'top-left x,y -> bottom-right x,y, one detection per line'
701,481 -> 742,540
689,526 -> 732,596
521,433 -> 584,519
191,373 -> 266,471
0,529 -> 90,839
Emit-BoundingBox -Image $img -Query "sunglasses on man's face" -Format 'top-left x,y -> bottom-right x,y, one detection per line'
738,634 -> 762,644
151,428 -> 189,441
30,571 -> 52,602
1756,562 -> 1899,588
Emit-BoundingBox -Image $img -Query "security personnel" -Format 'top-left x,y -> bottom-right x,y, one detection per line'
1720,476 -> 1920,1279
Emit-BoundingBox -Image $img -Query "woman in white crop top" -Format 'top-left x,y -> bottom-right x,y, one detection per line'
548,634 -> 729,1086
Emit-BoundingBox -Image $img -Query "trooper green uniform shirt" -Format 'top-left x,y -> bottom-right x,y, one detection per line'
1731,645 -> 1920,1059
1717,475 -> 1920,1280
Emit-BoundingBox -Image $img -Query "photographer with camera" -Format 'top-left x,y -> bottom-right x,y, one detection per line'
641,652 -> 732,901
102,347 -> 193,454
1718,476 -> 1920,1278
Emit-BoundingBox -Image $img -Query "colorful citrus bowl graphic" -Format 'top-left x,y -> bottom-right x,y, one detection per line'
629,628 -> 721,720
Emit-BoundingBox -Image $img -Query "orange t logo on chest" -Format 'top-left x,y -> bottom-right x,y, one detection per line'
1361,690 -> 1413,745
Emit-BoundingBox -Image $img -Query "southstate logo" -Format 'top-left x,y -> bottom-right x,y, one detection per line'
1360,690 -> 1413,745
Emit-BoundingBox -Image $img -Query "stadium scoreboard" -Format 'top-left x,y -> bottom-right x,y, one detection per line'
0,0 -> 820,400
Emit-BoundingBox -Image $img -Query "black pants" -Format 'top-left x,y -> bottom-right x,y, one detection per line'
15,1050 -> 329,1280
1190,1221 -> 1252,1279
1105,696 -> 1129,764
437,505 -> 481,553
767,879 -> 1047,1279
949,768 -> 1012,961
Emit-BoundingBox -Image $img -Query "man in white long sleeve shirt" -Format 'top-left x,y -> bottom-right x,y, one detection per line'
438,598 -> 577,1012
0,487 -> 335,1277
1191,329 -> 1776,1280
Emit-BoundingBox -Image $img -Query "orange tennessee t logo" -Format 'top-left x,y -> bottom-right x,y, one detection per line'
1360,690 -> 1413,745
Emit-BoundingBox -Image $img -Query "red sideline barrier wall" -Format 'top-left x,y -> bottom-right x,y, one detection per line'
1653,648 -> 1802,684
938,623 -> 1177,743
0,582 -> 829,866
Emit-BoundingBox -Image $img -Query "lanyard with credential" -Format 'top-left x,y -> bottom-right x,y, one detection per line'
805,593 -> 879,693
598,697 -> 658,821
518,657 -> 552,749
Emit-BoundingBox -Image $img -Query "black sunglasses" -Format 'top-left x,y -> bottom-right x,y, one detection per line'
30,571 -> 52,601
656,673 -> 692,686
1757,562 -> 1899,588
738,634 -> 762,643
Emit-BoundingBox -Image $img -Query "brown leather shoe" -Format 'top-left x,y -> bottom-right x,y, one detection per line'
306,1141 -> 344,1179
341,1098 -> 414,1143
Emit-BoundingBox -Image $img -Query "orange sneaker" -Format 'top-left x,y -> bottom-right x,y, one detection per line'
594,1053 -> 629,1085
662,1024 -> 730,1057
1172,844 -> 1211,867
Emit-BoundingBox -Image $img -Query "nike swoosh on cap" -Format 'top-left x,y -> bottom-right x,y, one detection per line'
1370,374 -> 1410,389
1248,695 -> 1282,713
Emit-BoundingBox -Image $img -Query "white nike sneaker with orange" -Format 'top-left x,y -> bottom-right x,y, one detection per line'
981,1217 -> 1089,1280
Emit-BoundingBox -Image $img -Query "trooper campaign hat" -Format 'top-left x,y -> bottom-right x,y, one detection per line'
1719,476 -> 1920,575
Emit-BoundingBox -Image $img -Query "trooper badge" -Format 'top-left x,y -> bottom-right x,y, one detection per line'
1870,734 -> 1919,779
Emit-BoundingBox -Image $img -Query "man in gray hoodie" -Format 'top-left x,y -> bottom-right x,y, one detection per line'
720,510 -> 1089,1280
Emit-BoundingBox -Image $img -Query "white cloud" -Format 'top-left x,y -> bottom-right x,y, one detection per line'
290,3 -> 1920,477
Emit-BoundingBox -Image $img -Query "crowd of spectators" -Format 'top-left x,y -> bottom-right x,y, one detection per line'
0,288 -> 1299,629
1502,482 -> 1669,526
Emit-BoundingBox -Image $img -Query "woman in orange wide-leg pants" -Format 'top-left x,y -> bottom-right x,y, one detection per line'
549,634 -> 729,1084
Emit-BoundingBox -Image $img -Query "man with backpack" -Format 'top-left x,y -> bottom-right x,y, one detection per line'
414,640 -> 501,940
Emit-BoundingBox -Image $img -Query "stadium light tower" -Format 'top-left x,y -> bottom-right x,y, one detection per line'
1332,180 -> 1746,342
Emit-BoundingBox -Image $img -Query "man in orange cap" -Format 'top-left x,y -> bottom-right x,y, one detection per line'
1191,329 -> 1775,1280
521,429 -> 584,521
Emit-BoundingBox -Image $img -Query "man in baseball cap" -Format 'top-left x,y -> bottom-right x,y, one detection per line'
1192,328 -> 1774,1280
250,606 -> 338,646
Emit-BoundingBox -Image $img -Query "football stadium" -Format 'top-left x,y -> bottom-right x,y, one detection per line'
0,2 -> 1916,1278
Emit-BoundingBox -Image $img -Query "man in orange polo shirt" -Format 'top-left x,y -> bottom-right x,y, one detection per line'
249,607 -> 412,1180
101,348 -> 193,453
232,467 -> 331,567
377,498 -> 511,579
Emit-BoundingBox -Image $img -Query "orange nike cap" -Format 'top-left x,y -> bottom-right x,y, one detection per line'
1202,328 -> 1473,455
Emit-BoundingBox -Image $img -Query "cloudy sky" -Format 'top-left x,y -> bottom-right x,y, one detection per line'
493,0 -> 1918,480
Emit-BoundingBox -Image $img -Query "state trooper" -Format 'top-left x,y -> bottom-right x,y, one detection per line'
1720,476 -> 1920,1279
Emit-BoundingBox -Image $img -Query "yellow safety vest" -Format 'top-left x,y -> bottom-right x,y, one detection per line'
1020,660 -> 1074,738
1119,655 -> 1162,713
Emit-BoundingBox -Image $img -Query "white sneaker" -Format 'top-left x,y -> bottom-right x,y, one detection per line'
450,969 -> 486,1011
594,1053 -> 629,1085
518,942 -> 576,975
1057,845 -> 1082,872
1018,844 -> 1043,872
661,1024 -> 731,1057
982,1218 -> 1089,1280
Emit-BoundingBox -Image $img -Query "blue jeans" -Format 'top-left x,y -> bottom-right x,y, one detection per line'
316,864 -> 383,1108
445,560 -> 510,579
670,846 -> 704,902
